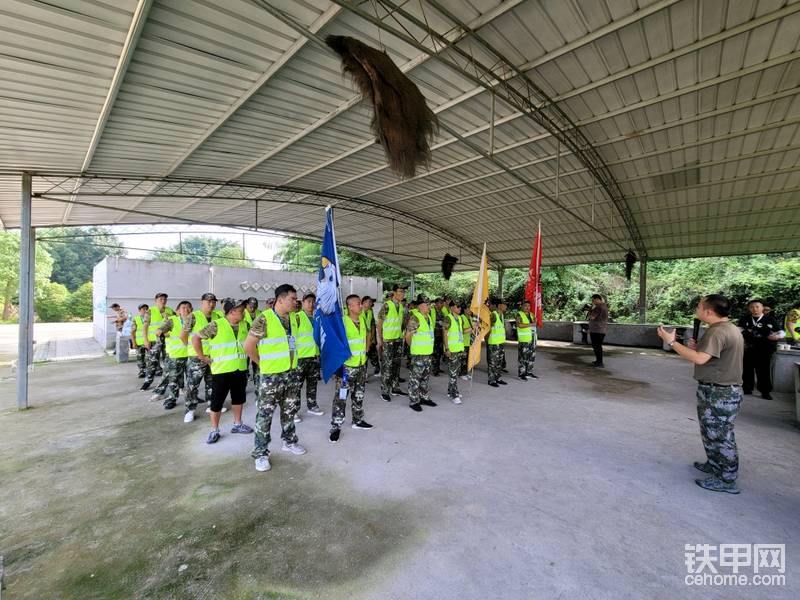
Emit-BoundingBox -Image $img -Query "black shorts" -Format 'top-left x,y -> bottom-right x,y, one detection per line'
210,370 -> 247,412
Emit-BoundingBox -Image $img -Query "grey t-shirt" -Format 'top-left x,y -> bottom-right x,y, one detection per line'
693,320 -> 744,386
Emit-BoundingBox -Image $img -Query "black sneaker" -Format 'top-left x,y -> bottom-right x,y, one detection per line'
329,429 -> 341,444
693,461 -> 714,474
488,382 -> 499,388
137,373 -> 146,379
206,429 -> 220,444
518,375 -> 528,381
420,399 -> 437,407
140,382 -> 151,391
397,377 -> 406,383
497,380 -> 508,385
374,366 -> 380,375
501,368 -> 509,374
163,403 -> 176,410
410,403 -> 423,412
352,420 -> 373,429
762,393 -> 773,400
381,393 -> 392,402
391,389 -> 407,396
528,373 -> 539,379
743,389 -> 752,395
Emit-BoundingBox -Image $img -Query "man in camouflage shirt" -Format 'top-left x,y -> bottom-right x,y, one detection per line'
377,284 -> 408,402
181,292 -> 218,422
140,292 -> 170,389
291,293 -> 324,418
129,303 -> 149,378
405,295 -> 437,412
244,284 -> 307,472
150,300 -> 192,409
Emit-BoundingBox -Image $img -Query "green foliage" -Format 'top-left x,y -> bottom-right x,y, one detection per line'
0,231 -> 54,320
152,236 -> 254,268
39,227 -> 125,291
36,281 -> 71,322
70,282 -> 94,319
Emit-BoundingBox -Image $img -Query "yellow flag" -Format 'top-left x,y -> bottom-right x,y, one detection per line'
468,243 -> 491,370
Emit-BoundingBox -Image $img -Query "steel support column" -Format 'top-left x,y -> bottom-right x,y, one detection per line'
638,255 -> 648,324
17,173 -> 34,409
497,267 -> 505,299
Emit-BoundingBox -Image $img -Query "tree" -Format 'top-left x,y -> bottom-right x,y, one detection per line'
36,282 -> 70,322
39,226 -> 125,291
70,282 -> 94,319
152,236 -> 254,268
0,231 -> 54,320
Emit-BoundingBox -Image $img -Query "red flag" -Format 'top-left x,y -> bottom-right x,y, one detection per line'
524,222 -> 543,327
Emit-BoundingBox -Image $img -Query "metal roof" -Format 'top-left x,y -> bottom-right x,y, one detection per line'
1,0 -> 799,272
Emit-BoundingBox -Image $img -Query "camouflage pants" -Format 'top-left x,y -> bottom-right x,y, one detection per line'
487,344 -> 505,384
331,363 -> 367,431
460,343 -> 470,376
518,341 -> 536,376
380,340 -> 403,395
135,346 -> 146,376
447,351 -> 464,398
432,334 -> 443,374
696,383 -> 743,483
408,354 -> 432,406
366,342 -> 379,371
157,341 -> 165,374
253,371 -> 299,458
293,357 -> 320,409
154,356 -> 186,408
143,341 -> 164,385
185,357 -> 212,411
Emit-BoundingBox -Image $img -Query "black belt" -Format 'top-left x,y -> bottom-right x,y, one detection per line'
698,381 -> 740,388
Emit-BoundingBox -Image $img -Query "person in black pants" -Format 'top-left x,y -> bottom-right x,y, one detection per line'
737,299 -> 782,399
587,294 -> 609,367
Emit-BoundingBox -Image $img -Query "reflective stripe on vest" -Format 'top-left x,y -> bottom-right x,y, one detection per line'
487,311 -> 506,345
188,310 -> 212,357
343,313 -> 367,367
410,310 -> 434,355
133,315 -> 145,345
446,313 -> 464,353
208,318 -> 247,375
293,310 -> 318,359
382,301 -> 402,340
258,310 -> 296,374
147,307 -> 165,342
517,311 -> 532,343
165,315 -> 188,359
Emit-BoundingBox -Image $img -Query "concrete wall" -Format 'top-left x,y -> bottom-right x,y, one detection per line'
537,321 -> 574,342
93,258 -> 382,349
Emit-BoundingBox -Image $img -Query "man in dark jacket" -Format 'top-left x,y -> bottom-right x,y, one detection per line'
737,299 -> 782,399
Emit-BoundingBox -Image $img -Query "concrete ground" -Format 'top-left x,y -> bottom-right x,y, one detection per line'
0,323 -> 101,373
0,342 -> 798,599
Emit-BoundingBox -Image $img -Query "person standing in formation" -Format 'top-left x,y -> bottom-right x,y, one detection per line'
245,284 -> 307,473
444,302 -> 464,404
405,295 -> 437,412
150,300 -> 192,410
243,297 -> 259,383
460,305 -> 472,380
378,284 -> 407,402
362,296 -> 380,377
140,292 -> 170,391
430,297 -> 445,376
193,298 -> 254,445
487,299 -> 508,388
182,293 -> 220,423
330,295 -> 374,443
292,293 -> 324,418
130,303 -> 149,378
516,300 -> 538,381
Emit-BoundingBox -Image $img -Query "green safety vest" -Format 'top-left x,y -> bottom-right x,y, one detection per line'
487,311 -> 506,345
382,300 -> 403,340
343,313 -> 367,367
133,315 -> 145,345
363,308 -> 374,331
208,318 -> 247,375
410,309 -> 434,356
460,313 -> 472,346
517,311 -> 533,343
244,310 -> 254,326
293,310 -> 318,359
430,307 -> 437,325
446,313 -> 464,353
147,307 -> 166,342
212,309 -> 224,320
165,316 -> 188,359
258,309 -> 297,375
188,310 -> 213,357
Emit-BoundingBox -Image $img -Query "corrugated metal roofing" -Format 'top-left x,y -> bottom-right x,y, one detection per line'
1,0 -> 799,271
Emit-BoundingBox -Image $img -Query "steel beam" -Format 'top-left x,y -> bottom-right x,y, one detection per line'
17,173 -> 34,409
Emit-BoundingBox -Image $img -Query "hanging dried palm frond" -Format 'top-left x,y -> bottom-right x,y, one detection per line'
325,35 -> 438,179
441,253 -> 458,280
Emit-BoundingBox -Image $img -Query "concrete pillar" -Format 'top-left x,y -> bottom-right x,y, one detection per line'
409,273 -> 415,298
17,173 -> 34,410
497,267 -> 505,299
638,255 -> 647,324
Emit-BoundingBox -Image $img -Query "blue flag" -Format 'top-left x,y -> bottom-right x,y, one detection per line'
313,207 -> 352,382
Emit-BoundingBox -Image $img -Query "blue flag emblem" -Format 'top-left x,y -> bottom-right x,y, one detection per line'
313,207 -> 351,382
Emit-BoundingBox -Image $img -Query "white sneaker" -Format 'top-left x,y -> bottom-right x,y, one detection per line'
293,414 -> 302,423
183,411 -> 195,423
460,375 -> 470,381
254,456 -> 271,472
451,395 -> 463,405
205,407 -> 228,414
281,441 -> 307,455
307,407 -> 324,416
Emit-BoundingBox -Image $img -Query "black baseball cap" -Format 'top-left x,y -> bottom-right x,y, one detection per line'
416,294 -> 430,304
392,284 -> 408,291
201,292 -> 218,301
222,298 -> 247,314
